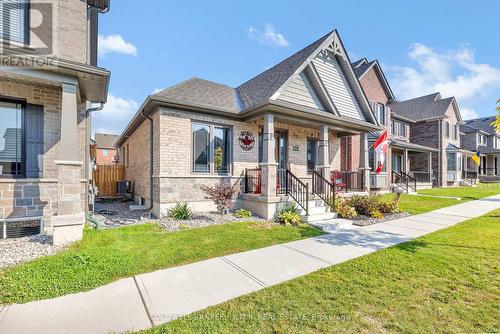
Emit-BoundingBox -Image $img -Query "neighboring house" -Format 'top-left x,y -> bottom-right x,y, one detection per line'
351,59 -> 436,192
91,133 -> 119,164
0,1 -> 110,243
461,117 -> 500,181
389,93 -> 464,187
117,30 -> 382,220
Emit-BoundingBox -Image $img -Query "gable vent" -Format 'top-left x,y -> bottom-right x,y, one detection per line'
2,219 -> 42,239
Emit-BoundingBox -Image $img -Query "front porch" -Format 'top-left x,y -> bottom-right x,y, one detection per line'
239,113 -> 373,220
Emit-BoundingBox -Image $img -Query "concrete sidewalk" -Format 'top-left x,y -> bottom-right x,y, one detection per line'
1,195 -> 499,334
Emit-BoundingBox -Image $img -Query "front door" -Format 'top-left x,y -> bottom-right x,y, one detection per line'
274,130 -> 288,170
482,156 -> 487,174
495,157 -> 498,175
392,154 -> 403,173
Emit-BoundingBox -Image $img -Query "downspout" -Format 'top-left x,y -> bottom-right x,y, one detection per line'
85,102 -> 105,228
141,109 -> 154,211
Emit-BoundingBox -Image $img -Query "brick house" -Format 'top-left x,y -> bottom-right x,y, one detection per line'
91,133 -> 119,165
389,93 -> 465,187
116,30 -> 383,220
461,117 -> 500,182
0,0 -> 110,243
350,59 -> 437,192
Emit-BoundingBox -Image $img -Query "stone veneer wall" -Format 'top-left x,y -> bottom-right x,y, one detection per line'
0,79 -> 87,230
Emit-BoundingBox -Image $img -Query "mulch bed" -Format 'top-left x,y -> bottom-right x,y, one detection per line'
158,212 -> 267,232
351,212 -> 411,226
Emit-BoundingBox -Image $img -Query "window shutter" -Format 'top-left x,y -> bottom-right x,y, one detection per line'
0,0 -> 28,44
25,104 -> 44,178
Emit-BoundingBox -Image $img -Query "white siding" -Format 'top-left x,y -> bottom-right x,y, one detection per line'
278,72 -> 325,111
313,54 -> 365,120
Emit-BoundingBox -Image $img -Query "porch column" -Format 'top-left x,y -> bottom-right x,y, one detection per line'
428,152 -> 433,183
260,113 -> 278,197
358,133 -> 371,191
53,82 -> 84,245
403,149 -> 409,173
318,125 -> 330,178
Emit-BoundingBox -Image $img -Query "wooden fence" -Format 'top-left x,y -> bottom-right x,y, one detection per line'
93,164 -> 125,197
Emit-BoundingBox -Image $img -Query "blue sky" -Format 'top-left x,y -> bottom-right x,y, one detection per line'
93,0 -> 500,135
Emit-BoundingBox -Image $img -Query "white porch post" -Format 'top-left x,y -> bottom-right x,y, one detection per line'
318,125 -> 330,178
53,82 -> 84,245
358,133 -> 371,191
260,113 -> 277,197
403,149 -> 409,173
428,152 -> 432,183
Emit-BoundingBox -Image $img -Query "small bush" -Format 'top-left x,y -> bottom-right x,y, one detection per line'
235,208 -> 252,218
379,200 -> 401,214
350,194 -> 382,216
277,203 -> 302,226
334,197 -> 357,218
168,202 -> 192,220
370,210 -> 384,219
200,181 -> 238,214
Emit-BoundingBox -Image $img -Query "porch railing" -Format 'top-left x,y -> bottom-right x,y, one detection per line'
462,170 -> 478,185
284,169 -> 309,215
330,171 -> 364,192
277,168 -> 288,195
401,171 -> 417,192
409,171 -> 432,183
312,170 -> 335,211
392,171 -> 408,193
244,168 -> 261,194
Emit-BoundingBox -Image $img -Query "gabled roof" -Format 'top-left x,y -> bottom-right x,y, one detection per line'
236,31 -> 333,111
95,133 -> 119,148
462,116 -> 498,136
390,93 -> 461,122
352,58 -> 395,101
152,78 -> 240,112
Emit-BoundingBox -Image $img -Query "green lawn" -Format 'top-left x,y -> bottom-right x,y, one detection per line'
381,184 -> 500,214
144,209 -> 500,334
0,222 -> 323,304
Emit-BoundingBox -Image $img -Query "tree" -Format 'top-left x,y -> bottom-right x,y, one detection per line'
492,98 -> 500,132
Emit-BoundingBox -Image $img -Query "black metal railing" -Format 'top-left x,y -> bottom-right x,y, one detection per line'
330,171 -> 364,192
392,171 -> 408,193
409,171 -> 432,183
244,168 -> 261,194
277,168 -> 288,195
401,171 -> 417,192
482,168 -> 498,176
312,170 -> 335,211
284,169 -> 309,215
462,170 -> 478,185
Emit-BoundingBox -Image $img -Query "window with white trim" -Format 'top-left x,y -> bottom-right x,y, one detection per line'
391,120 -> 407,138
478,134 -> 487,146
192,122 -> 231,174
375,103 -> 385,125
443,121 -> 450,138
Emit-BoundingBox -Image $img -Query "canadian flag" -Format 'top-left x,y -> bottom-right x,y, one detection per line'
373,130 -> 389,174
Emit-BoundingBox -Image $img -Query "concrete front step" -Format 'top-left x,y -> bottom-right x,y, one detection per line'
300,211 -> 337,223
298,205 -> 330,216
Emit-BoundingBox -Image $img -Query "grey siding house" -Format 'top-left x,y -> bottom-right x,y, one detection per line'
461,117 -> 500,181
117,30 -> 382,221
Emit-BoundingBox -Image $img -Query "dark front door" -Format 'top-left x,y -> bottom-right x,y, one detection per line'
495,157 -> 498,175
307,139 -> 317,173
274,130 -> 288,170
482,156 -> 487,174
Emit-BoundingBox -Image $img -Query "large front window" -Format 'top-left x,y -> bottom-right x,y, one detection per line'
192,123 -> 231,174
0,0 -> 29,44
0,101 -> 23,177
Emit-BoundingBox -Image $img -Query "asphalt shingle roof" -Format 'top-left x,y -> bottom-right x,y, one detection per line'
152,78 -> 240,112
389,93 -> 455,122
352,60 -> 374,79
351,58 -> 367,69
95,133 -> 119,148
462,116 -> 497,136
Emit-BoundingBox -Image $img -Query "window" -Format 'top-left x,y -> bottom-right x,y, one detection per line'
451,124 -> 458,140
306,139 -> 317,173
478,134 -> 487,146
0,101 -> 23,177
192,122 -> 231,174
102,149 -> 109,156
391,120 -> 407,137
0,0 -> 29,44
447,153 -> 456,171
375,103 -> 385,125
443,121 -> 450,138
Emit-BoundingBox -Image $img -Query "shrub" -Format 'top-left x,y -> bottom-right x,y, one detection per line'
277,204 -> 302,226
333,197 -> 357,218
168,202 -> 192,220
350,194 -> 382,216
235,208 -> 252,218
370,210 -> 384,219
200,181 -> 238,214
379,200 -> 401,214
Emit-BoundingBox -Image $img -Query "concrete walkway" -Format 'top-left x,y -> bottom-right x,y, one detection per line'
1,195 -> 499,334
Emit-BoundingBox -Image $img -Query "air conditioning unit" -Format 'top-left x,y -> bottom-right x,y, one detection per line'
116,180 -> 133,196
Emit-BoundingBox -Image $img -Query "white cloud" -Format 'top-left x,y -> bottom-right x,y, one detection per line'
92,94 -> 138,137
98,34 -> 137,57
152,88 -> 164,94
388,43 -> 500,117
247,23 -> 289,47
461,107 -> 479,120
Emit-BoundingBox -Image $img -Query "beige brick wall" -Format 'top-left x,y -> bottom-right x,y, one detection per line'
0,78 -> 87,228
